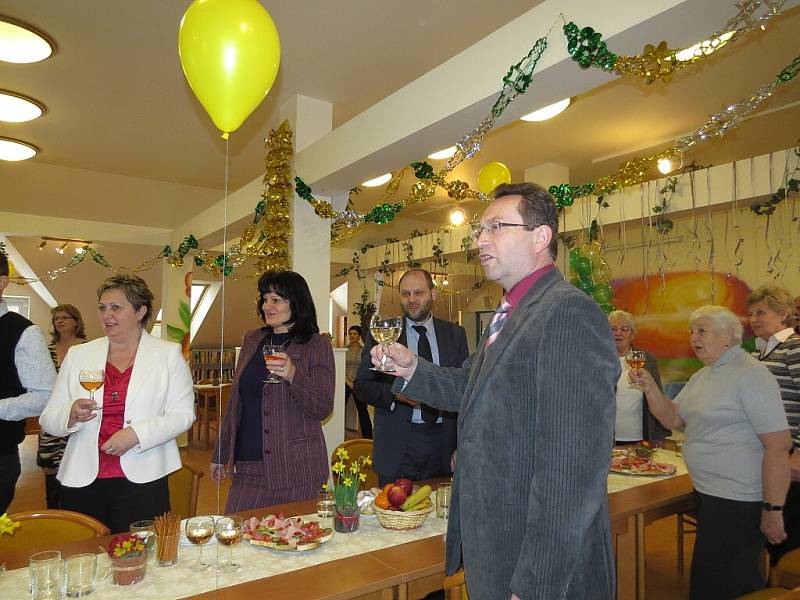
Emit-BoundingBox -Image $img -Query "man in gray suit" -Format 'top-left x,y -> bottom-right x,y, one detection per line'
372,183 -> 619,600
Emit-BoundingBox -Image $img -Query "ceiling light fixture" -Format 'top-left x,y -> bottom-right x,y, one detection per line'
0,90 -> 45,122
38,240 -> 46,251
657,152 -> 683,175
362,173 -> 392,187
0,17 -> 55,63
520,98 -> 571,122
428,146 -> 456,160
55,242 -> 67,255
448,206 -> 467,226
0,136 -> 38,161
74,245 -> 89,255
675,31 -> 735,62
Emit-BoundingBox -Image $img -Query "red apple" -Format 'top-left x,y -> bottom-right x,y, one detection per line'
387,485 -> 408,507
394,478 -> 413,496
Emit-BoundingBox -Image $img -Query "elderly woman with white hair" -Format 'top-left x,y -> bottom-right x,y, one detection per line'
607,310 -> 670,445
747,283 -> 800,565
631,305 -> 791,600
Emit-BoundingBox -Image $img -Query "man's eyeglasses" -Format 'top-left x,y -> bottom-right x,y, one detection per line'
609,326 -> 632,333
469,220 -> 536,242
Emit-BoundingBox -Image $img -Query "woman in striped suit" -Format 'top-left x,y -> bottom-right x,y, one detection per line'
748,284 -> 800,564
210,271 -> 334,512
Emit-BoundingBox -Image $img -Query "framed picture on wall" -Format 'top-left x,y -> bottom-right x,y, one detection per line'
475,310 -> 495,346
5,295 -> 30,319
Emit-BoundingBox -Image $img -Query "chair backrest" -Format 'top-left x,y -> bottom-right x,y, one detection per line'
331,439 -> 378,490
0,509 -> 110,553
168,464 -> 204,520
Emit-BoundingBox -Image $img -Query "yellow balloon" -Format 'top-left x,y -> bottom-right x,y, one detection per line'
7,261 -> 16,278
477,162 -> 512,194
179,0 -> 281,135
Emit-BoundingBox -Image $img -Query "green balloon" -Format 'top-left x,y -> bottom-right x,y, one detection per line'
568,247 -> 582,268
576,279 -> 594,295
592,282 -> 613,303
574,256 -> 592,277
599,302 -> 615,314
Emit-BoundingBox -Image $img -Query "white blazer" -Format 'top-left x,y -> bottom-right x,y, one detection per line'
40,331 -> 196,487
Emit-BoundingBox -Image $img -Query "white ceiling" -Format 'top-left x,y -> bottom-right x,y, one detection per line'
1,0 -> 799,263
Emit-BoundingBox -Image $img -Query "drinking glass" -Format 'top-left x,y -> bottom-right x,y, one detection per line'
78,370 -> 104,407
625,350 -> 646,389
369,315 -> 403,373
29,550 -> 64,600
214,516 -> 243,573
316,490 -> 335,529
185,516 -> 215,572
65,553 -> 96,597
436,483 -> 452,519
262,344 -> 282,384
130,520 -> 156,559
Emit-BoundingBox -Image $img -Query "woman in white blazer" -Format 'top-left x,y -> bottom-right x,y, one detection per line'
40,274 -> 195,533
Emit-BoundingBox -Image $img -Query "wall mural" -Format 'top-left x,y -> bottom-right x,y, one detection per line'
610,271 -> 753,383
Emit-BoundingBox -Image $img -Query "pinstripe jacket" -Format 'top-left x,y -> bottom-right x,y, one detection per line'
396,268 -> 619,600
214,329 -> 334,489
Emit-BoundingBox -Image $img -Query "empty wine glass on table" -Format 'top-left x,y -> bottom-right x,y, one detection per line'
369,315 -> 403,373
625,350 -> 647,390
262,344 -> 283,384
215,516 -> 243,573
79,369 -> 104,409
185,516 -> 215,572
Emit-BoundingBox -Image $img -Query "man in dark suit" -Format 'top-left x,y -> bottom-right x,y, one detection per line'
354,269 -> 468,487
372,183 -> 619,600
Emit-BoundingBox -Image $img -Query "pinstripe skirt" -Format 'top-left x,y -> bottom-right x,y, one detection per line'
224,460 -> 322,513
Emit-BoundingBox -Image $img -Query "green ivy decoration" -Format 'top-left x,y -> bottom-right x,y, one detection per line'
411,161 -> 434,179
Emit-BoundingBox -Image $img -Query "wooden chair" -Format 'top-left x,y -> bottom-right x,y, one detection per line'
0,509 -> 109,552
168,463 -> 204,520
331,439 -> 378,490
770,548 -> 800,590
443,569 -> 469,600
738,587 -> 800,599
677,510 -> 697,573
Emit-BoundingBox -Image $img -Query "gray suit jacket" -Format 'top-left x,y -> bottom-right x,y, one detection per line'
396,268 -> 619,600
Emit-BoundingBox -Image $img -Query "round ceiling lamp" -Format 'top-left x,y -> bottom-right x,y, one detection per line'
0,90 -> 45,122
0,17 -> 55,63
657,152 -> 683,175
520,98 -> 571,122
362,173 -> 392,187
428,146 -> 456,160
0,136 -> 38,161
448,206 -> 467,226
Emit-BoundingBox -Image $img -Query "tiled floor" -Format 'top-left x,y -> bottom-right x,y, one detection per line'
8,433 -> 692,599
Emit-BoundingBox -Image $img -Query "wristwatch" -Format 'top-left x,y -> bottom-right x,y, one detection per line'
762,502 -> 784,511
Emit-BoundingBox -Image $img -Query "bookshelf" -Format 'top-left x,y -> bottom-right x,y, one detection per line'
191,348 -> 236,383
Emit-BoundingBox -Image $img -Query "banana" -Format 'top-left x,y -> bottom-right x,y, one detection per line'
401,484 -> 432,511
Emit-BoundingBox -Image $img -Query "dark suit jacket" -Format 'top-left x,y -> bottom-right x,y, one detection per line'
395,268 -> 619,600
213,328 -> 334,489
354,317 -> 468,479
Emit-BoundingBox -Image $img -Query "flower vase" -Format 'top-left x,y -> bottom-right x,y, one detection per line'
333,505 -> 360,533
111,553 -> 148,586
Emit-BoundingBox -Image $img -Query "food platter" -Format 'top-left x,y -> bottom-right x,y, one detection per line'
610,454 -> 677,477
242,514 -> 333,552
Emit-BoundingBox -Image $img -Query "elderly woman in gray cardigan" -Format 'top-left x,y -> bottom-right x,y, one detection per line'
608,310 -> 670,444
631,305 -> 790,600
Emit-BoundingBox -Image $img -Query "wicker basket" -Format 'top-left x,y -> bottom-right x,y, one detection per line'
373,503 -> 433,531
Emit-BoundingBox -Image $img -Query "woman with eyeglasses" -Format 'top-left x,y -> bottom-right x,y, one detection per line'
38,304 -> 87,508
608,310 -> 669,445
210,270 -> 334,512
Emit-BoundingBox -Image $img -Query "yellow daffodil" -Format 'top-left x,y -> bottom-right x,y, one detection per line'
359,473 -> 367,482
0,512 -> 19,536
336,447 -> 349,461
332,461 -> 345,474
362,456 -> 372,466
344,477 -> 353,487
322,483 -> 329,491
350,462 -> 359,474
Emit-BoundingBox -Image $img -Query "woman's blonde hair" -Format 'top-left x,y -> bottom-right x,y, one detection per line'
607,309 -> 637,334
746,284 -> 796,327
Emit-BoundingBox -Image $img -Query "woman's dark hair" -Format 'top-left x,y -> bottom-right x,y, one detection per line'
256,270 -> 319,343
348,325 -> 363,338
50,304 -> 87,344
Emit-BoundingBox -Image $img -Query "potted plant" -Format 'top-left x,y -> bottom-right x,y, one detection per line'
328,447 -> 371,533
107,533 -> 148,585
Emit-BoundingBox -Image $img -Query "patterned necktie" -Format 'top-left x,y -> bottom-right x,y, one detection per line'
412,325 -> 438,424
485,297 -> 511,349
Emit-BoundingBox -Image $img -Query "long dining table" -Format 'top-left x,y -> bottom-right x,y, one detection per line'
0,459 -> 693,600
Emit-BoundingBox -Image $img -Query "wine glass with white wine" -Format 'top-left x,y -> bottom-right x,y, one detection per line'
369,315 -> 403,373
78,369 -> 104,410
625,350 -> 647,390
185,516 -> 215,572
215,516 -> 243,573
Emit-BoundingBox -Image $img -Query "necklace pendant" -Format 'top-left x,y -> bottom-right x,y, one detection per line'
111,391 -> 119,401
